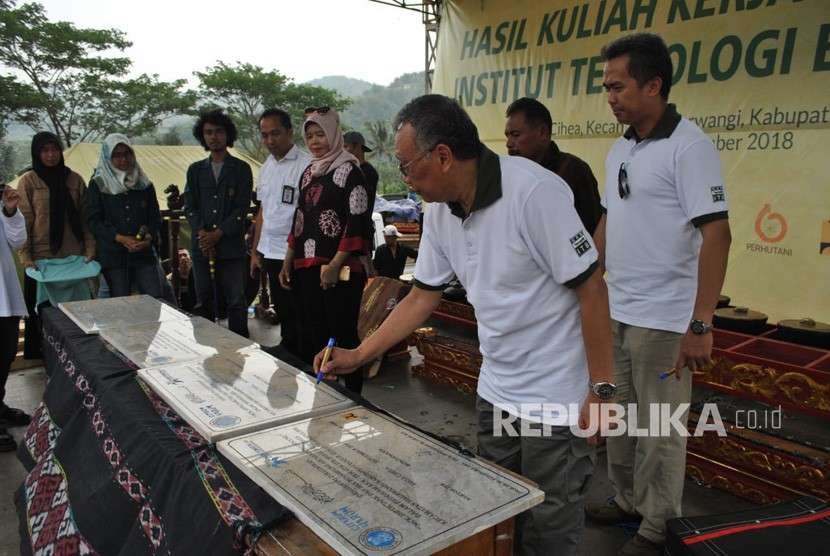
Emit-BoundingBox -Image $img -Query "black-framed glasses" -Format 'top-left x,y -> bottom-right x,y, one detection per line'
398,147 -> 435,177
304,106 -> 330,115
618,162 -> 630,199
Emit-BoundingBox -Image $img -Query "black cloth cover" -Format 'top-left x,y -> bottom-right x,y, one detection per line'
15,307 -> 290,555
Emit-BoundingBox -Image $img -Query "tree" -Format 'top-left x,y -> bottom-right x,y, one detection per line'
365,120 -> 394,162
0,125 -> 16,182
156,128 -> 183,146
0,2 -> 194,145
195,62 -> 351,161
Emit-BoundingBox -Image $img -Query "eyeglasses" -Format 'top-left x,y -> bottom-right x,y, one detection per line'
304,106 -> 330,115
618,162 -> 630,199
398,148 -> 434,177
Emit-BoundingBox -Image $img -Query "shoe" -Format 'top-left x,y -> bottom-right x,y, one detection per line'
0,429 -> 16,452
617,534 -> 663,556
586,498 -> 641,525
0,406 -> 32,428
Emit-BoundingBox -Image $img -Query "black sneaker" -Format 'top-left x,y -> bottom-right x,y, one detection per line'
617,533 -> 663,556
586,498 -> 642,525
0,406 -> 32,428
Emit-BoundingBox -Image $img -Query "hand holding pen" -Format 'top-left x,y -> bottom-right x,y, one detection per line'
316,338 -> 336,383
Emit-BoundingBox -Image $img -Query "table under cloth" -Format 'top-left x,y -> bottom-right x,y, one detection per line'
14,307 -> 290,555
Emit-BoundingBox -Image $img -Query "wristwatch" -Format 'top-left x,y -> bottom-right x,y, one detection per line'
591,381 -> 617,400
690,319 -> 713,335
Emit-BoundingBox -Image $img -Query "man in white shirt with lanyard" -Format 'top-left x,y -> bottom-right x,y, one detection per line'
250,108 -> 311,355
587,33 -> 732,556
315,94 -> 615,555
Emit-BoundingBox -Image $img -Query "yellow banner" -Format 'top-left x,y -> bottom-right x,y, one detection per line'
433,0 -> 830,324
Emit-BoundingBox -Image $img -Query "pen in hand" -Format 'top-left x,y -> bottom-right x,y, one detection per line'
316,338 -> 336,384
659,367 -> 677,380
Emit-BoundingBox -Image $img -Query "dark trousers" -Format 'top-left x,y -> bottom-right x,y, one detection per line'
22,274 -> 41,359
262,258 -> 299,354
193,256 -> 248,338
103,262 -> 163,299
293,266 -> 366,395
0,316 -> 21,405
476,396 -> 595,556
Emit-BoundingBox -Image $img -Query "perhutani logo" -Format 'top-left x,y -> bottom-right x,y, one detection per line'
710,185 -> 725,203
490,403 -> 739,438
569,231 -> 592,257
754,203 -> 787,243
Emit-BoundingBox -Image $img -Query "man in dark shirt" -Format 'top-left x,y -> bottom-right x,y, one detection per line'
344,131 -> 379,205
344,131 -> 380,276
505,97 -> 602,235
373,224 -> 417,280
184,109 -> 253,337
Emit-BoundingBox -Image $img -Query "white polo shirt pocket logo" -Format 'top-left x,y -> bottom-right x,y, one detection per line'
710,185 -> 725,203
569,230 -> 592,257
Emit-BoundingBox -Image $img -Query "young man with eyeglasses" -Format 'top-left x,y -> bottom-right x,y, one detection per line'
315,94 -> 615,555
588,33 -> 732,556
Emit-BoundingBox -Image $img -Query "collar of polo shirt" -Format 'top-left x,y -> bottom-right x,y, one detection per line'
447,144 -> 503,219
623,103 -> 682,143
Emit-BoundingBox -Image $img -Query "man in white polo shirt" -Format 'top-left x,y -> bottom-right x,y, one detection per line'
250,108 -> 311,355
586,34 -> 732,556
316,94 -> 615,555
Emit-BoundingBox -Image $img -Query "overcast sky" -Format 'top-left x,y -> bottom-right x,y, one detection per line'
36,0 -> 426,86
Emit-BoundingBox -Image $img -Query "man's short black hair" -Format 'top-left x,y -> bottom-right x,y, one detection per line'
506,98 -> 552,134
601,33 -> 673,100
259,108 -> 292,130
193,109 -> 238,149
393,94 -> 480,160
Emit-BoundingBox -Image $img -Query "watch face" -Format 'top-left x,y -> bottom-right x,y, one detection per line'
691,320 -> 706,334
595,383 -> 615,399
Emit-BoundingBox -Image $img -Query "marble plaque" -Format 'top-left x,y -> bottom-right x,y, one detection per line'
218,407 -> 544,555
101,316 -> 258,368
58,295 -> 187,334
138,350 -> 355,442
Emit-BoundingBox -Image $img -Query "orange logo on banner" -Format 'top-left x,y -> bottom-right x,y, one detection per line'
755,204 -> 788,243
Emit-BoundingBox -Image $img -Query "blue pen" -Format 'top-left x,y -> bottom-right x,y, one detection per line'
659,367 -> 678,380
316,338 -> 336,384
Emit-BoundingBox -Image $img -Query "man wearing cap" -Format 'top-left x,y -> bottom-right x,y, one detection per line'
344,130 -> 380,276
373,224 -> 418,280
344,131 -> 379,208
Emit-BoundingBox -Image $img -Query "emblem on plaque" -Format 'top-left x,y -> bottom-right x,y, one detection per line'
359,527 -> 402,550
210,415 -> 241,428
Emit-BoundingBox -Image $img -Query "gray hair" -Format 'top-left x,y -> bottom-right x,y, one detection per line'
393,94 -> 480,160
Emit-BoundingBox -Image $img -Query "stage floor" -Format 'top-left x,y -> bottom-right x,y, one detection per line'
0,315 -> 756,555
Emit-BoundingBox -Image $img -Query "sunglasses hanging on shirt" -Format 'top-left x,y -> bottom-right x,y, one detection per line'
618,162 -> 630,199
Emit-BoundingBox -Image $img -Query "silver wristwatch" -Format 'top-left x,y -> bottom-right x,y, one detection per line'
591,381 -> 617,400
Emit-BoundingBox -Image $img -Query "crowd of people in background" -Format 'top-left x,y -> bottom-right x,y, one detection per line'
0,31 -> 732,556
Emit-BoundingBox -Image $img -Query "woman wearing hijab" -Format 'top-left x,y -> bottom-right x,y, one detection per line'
17,132 -> 95,358
84,134 -> 163,298
279,107 -> 372,394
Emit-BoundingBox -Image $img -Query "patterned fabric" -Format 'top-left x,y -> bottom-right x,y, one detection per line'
287,162 -> 371,270
24,452 -> 98,556
15,308 -> 289,555
138,381 -> 259,530
48,333 -> 169,553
